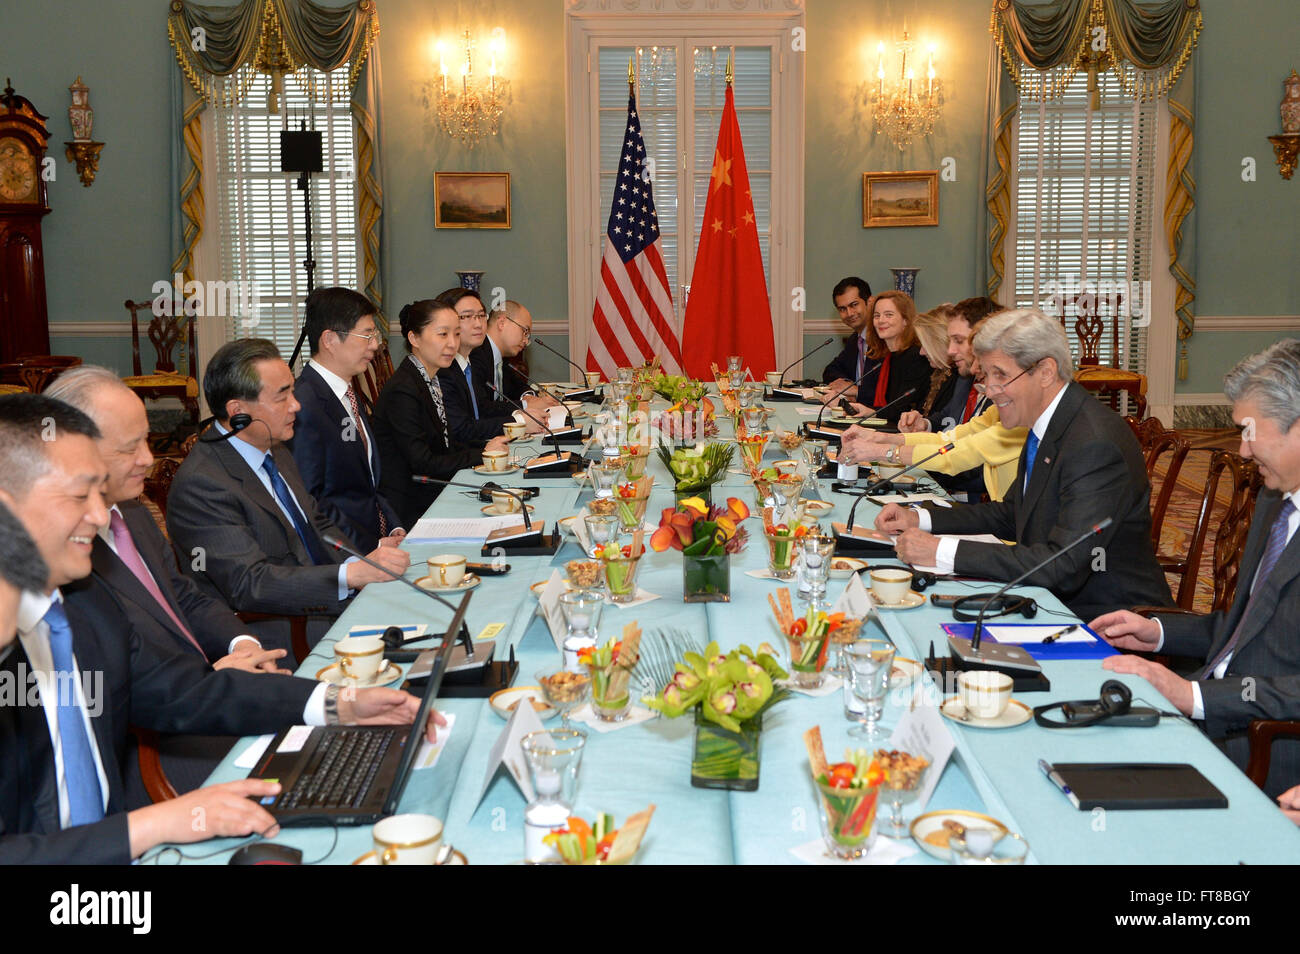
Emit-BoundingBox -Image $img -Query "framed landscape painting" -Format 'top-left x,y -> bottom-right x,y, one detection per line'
862,171 -> 939,228
434,172 -> 511,228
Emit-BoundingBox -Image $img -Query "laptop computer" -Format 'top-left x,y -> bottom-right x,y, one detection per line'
248,591 -> 472,826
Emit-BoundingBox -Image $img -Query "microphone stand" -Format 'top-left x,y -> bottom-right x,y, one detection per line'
768,337 -> 835,398
808,359 -> 884,435
842,442 -> 955,533
487,381 -> 583,449
411,475 -> 561,555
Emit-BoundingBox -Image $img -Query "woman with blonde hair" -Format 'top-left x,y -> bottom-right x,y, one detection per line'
835,290 -> 932,424
912,304 -> 957,420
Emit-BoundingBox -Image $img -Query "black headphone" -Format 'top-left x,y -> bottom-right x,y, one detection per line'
1032,679 -> 1132,728
950,592 -> 1038,621
198,413 -> 255,443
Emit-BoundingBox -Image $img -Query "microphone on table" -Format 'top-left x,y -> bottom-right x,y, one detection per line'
964,517 -> 1114,651
866,386 -> 920,424
504,361 -> 567,405
843,441 -> 955,534
320,533 -> 475,660
485,381 -> 574,451
410,475 -> 536,534
774,337 -> 835,389
534,335 -> 602,396
813,359 -> 883,432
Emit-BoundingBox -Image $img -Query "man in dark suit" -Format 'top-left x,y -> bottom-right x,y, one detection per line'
822,276 -> 873,389
469,300 -> 558,414
0,394 -> 436,863
1092,339 -> 1300,798
875,309 -> 1172,620
167,339 -> 409,651
287,287 -> 402,553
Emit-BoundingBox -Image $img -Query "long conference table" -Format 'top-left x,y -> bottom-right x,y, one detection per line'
168,391 -> 1300,865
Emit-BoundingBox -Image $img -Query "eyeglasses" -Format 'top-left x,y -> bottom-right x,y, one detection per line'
346,331 -> 381,343
457,311 -> 487,321
983,360 -> 1039,395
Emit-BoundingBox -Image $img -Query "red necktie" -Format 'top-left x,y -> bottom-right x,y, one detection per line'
962,383 -> 980,423
109,510 -> 206,658
344,385 -> 387,537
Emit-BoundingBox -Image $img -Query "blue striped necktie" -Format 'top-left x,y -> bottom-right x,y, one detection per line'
262,454 -> 330,565
42,601 -> 105,827
1023,430 -> 1040,490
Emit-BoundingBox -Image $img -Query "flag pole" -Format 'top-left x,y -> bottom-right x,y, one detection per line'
628,56 -> 635,92
725,50 -> 733,86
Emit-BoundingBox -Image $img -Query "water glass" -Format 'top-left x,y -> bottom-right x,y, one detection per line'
583,514 -> 619,555
844,639 -> 895,742
560,589 -> 604,642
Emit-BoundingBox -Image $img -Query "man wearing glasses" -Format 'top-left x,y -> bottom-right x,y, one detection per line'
287,286 -> 403,553
470,300 -> 558,412
874,308 -> 1171,620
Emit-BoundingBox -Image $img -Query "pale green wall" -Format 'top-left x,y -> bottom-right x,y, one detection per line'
3,0 -> 1296,393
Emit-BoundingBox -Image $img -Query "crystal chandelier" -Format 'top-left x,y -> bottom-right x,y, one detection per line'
436,30 -> 507,148
871,30 -> 942,151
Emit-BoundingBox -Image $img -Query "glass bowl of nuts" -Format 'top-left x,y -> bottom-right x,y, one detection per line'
536,668 -> 592,728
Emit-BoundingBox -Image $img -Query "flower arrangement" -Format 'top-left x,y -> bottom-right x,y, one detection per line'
656,441 -> 734,495
650,371 -> 708,404
641,641 -> 789,732
650,496 -> 750,556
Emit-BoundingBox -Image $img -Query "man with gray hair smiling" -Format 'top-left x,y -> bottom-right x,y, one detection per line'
1092,338 -> 1300,799
875,308 -> 1171,620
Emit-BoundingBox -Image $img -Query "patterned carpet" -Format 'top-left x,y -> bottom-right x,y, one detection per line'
1151,428 -> 1242,612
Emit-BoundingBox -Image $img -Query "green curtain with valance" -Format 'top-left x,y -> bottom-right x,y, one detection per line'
978,0 -> 1201,379
166,0 -> 387,328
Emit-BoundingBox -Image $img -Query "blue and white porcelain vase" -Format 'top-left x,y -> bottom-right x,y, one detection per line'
890,267 -> 920,298
456,270 -> 484,293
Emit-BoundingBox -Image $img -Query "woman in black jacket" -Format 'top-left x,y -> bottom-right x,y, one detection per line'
372,299 -> 511,526
845,290 -> 933,424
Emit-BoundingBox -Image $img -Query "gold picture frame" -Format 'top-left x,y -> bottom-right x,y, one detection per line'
434,172 -> 511,229
862,170 -> 939,228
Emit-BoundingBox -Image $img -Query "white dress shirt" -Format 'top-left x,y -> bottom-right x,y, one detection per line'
16,589 -> 111,828
99,504 -> 260,655
918,383 -> 1068,574
308,358 -> 376,480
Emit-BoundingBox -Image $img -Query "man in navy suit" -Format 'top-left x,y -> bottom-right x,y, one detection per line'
288,286 -> 403,553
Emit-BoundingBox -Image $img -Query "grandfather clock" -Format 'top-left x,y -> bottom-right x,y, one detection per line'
0,80 -> 51,362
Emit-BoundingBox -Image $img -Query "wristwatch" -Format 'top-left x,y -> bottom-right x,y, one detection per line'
885,446 -> 898,463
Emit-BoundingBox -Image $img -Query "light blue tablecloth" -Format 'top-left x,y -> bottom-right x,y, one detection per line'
164,396 -> 1300,864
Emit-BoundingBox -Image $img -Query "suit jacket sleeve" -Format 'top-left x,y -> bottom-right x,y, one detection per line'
1155,610 -> 1220,661
166,454 -> 347,615
822,339 -> 856,384
128,505 -> 247,660
0,815 -> 131,865
931,433 -> 1128,585
1198,672 -> 1300,739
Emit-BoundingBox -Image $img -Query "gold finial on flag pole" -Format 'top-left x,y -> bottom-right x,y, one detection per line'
628,56 -> 635,91
725,50 -> 734,86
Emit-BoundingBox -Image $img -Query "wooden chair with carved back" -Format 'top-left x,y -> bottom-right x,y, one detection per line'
350,336 -> 396,415
122,298 -> 201,437
1124,415 -> 1191,552
1063,291 -> 1147,418
9,354 -> 82,394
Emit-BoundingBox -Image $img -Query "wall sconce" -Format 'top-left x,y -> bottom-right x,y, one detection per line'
1269,68 -> 1300,180
64,76 -> 103,187
870,30 -> 942,151
435,29 -> 508,149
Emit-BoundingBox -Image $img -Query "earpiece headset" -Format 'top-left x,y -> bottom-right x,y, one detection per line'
950,592 -> 1038,621
1033,679 -> 1132,728
198,412 -> 255,442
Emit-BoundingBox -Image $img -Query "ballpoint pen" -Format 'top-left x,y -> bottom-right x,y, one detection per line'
1041,624 -> 1078,644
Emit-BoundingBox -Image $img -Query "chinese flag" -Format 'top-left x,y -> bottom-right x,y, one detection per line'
680,84 -> 776,377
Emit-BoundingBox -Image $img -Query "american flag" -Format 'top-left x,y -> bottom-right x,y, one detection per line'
586,94 -> 683,377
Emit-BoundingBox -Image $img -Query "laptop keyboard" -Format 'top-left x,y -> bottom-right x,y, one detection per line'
280,728 -> 396,811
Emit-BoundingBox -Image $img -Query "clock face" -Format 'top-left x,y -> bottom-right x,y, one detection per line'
0,138 -> 38,203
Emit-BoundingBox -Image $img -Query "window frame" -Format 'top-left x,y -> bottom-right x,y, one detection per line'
564,2 -> 804,370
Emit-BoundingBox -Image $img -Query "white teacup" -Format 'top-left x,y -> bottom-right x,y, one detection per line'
482,450 -> 509,472
427,554 -> 467,587
584,371 -> 602,388
869,568 -> 913,606
490,490 -> 522,514
872,460 -> 906,480
334,634 -> 385,683
765,371 -> 783,387
503,421 -> 526,441
957,671 -> 1014,720
373,813 -> 443,865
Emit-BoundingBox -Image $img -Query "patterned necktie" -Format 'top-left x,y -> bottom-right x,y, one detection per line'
1205,498 -> 1296,674
494,359 -> 503,396
42,601 -> 105,827
1023,430 -> 1040,490
855,334 -> 865,380
109,511 -> 205,658
463,363 -> 481,418
344,386 -> 387,537
262,454 -> 330,565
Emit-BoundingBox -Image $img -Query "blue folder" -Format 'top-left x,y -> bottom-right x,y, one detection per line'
940,622 -> 1118,661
